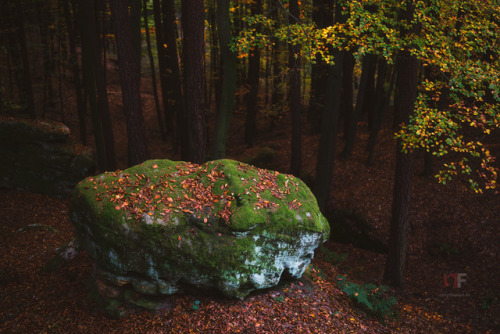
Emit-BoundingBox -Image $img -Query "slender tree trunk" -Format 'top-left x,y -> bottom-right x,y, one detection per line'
308,0 -> 331,133
367,58 -> 396,164
15,1 -> 36,118
162,0 -> 186,151
314,51 -> 344,212
37,0 -> 53,117
111,0 -> 150,166
244,0 -> 262,148
143,0 -> 165,140
208,3 -> 221,114
152,0 -> 170,134
342,53 -> 376,157
263,44 -> 271,107
182,0 -> 206,163
130,0 -> 142,73
288,0 -> 302,176
211,0 -> 237,159
63,0 -> 86,144
79,0 -> 107,170
93,4 -> 116,170
341,51 -> 354,138
384,50 -> 419,288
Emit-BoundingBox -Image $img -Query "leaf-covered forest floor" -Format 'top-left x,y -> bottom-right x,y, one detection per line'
1,73 -> 499,333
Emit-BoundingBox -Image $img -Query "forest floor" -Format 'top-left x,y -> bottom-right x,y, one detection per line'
1,73 -> 500,333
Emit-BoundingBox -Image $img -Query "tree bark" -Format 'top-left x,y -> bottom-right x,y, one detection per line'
63,0 -> 86,144
182,0 -> 206,164
308,0 -> 332,133
289,0 -> 302,176
211,0 -> 237,159
160,0 -> 187,153
111,0 -> 150,166
342,53 -> 376,158
384,49 -> 419,288
143,0 -> 165,140
244,0 -> 262,148
314,51 -> 344,212
13,1 -> 36,118
367,58 -> 396,164
79,0 -> 107,170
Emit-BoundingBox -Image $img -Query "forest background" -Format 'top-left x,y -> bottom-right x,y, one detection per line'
0,0 -> 499,332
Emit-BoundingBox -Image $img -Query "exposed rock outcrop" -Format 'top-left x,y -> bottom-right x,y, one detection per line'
70,159 -> 330,316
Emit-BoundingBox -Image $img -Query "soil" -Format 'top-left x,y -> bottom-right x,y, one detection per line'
0,70 -> 499,333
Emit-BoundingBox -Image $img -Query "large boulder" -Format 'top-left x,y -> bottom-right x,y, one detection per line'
0,116 -> 95,196
70,159 -> 330,315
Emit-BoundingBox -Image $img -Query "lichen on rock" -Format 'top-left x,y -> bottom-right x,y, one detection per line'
70,159 -> 330,316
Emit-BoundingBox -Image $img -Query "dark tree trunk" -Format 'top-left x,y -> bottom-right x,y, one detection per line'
308,0 -> 332,133
93,5 -> 116,170
211,0 -> 237,159
182,0 -> 206,164
366,58 -> 396,164
384,49 -> 419,288
340,51 -> 354,139
342,53 -> 376,158
244,0 -> 262,148
63,0 -> 86,144
314,51 -> 344,212
14,1 -> 36,118
111,0 -> 150,166
37,0 -> 54,117
130,0 -> 142,73
79,0 -> 107,170
162,0 -> 186,151
270,7 -> 283,113
208,2 -> 221,114
152,0 -> 170,133
143,0 -> 165,140
289,0 -> 302,176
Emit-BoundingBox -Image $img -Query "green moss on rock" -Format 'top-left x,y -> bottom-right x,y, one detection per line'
70,159 -> 330,315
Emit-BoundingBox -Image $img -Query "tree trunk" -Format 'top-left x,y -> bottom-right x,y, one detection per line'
308,0 -> 332,133
314,51 -> 344,212
79,0 -> 107,170
342,53 -> 376,158
162,0 -> 186,152
63,0 -> 87,144
244,0 -> 262,148
152,0 -> 170,133
182,0 -> 206,164
288,0 -> 302,176
367,58 -> 396,164
384,49 -> 419,288
130,0 -> 142,73
211,0 -> 237,159
93,4 -> 116,170
143,0 -> 165,140
340,51 -> 354,139
111,0 -> 150,166
15,1 -> 36,118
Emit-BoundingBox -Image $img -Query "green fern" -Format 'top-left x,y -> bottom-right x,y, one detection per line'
337,276 -> 398,321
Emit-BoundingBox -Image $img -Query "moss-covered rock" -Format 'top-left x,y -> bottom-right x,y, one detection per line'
70,159 -> 329,314
0,116 -> 95,196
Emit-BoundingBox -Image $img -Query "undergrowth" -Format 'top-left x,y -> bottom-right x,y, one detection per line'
337,276 -> 398,321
